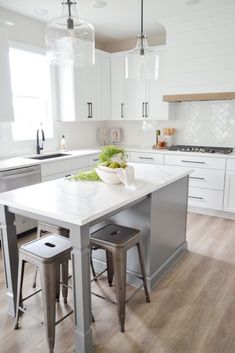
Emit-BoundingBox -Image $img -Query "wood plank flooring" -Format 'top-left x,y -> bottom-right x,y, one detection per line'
1,213 -> 235,353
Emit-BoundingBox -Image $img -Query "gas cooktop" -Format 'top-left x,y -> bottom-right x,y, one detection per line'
168,145 -> 233,154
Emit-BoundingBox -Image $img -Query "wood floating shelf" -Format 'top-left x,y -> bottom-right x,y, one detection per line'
163,92 -> 235,102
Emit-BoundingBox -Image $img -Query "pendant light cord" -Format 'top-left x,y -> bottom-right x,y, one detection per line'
63,0 -> 76,29
140,0 -> 144,55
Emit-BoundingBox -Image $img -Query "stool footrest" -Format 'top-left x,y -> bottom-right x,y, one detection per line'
18,306 -> 44,325
55,310 -> 73,326
21,288 -> 42,302
90,268 -> 108,282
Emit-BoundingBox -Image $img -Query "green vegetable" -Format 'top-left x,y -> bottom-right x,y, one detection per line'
69,170 -> 101,181
99,145 -> 126,164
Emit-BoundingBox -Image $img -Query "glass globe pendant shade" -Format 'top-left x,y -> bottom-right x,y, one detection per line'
126,35 -> 159,80
46,1 -> 95,67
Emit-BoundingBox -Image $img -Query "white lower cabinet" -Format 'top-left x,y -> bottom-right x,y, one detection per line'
130,152 -> 164,165
41,157 -> 89,182
223,160 -> 235,213
188,187 -> 223,211
165,153 -> 227,212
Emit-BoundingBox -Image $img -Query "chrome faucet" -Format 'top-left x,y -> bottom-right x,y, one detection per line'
36,127 -> 45,154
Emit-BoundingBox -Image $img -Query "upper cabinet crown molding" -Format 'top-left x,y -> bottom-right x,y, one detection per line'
163,92 -> 235,102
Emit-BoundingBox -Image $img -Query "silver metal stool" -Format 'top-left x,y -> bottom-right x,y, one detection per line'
90,224 -> 150,332
33,222 -> 97,288
15,234 -> 73,353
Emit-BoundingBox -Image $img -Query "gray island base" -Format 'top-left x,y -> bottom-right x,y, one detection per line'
0,164 -> 190,353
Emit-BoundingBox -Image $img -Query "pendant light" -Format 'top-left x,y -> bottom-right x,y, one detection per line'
46,0 -> 95,67
125,0 -> 159,80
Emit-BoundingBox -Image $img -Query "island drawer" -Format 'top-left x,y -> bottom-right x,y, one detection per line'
131,152 -> 164,165
188,187 -> 223,210
165,154 -> 226,170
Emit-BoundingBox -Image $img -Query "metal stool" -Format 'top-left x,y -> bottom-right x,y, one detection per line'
33,222 -> 97,288
90,224 -> 150,332
15,234 -> 73,353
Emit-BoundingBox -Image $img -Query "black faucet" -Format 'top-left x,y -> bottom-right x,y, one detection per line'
36,128 -> 45,154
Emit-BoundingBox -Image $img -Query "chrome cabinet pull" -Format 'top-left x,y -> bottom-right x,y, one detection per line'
121,103 -> 124,118
181,160 -> 205,164
90,102 -> 93,118
189,196 -> 204,200
139,156 -> 154,160
189,176 -> 205,180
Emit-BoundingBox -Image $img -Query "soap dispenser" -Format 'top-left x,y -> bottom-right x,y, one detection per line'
60,135 -> 67,151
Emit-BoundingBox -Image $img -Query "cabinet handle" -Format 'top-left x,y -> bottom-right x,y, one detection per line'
142,103 -> 145,118
181,160 -> 205,164
145,102 -> 148,117
93,158 -> 99,162
189,196 -> 204,200
139,156 -> 154,160
121,103 -> 124,118
65,174 -> 71,178
90,102 -> 93,118
87,102 -> 91,118
189,176 -> 205,180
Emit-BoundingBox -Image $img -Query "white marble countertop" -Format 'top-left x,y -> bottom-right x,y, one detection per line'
0,163 -> 191,226
0,145 -> 235,172
0,148 -> 100,172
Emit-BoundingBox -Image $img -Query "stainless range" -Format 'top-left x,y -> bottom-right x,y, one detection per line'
168,145 -> 233,154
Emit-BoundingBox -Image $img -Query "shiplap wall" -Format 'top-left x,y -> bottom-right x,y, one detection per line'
163,4 -> 235,94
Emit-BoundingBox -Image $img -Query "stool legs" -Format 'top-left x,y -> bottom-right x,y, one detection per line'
113,250 -> 127,332
14,255 -> 25,329
106,251 -> 114,287
137,240 -> 150,303
61,261 -> 69,304
39,263 -> 57,353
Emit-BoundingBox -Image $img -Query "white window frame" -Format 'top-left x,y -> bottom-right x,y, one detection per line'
9,41 -> 54,141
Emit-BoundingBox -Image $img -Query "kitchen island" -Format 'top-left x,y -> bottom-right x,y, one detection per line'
0,163 -> 190,353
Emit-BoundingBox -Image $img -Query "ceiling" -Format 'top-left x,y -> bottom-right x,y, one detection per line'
0,0 -> 233,43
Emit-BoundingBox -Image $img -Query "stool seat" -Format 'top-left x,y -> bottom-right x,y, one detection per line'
22,234 -> 72,262
90,224 -> 139,246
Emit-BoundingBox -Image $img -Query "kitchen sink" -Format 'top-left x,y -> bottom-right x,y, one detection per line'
28,153 -> 71,160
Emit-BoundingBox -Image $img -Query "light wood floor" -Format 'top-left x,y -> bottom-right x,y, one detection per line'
1,213 -> 235,353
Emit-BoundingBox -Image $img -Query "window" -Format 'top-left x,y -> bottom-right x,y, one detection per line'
9,44 -> 53,141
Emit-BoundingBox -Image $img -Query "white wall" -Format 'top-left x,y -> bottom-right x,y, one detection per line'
163,4 -> 235,94
0,7 -> 106,158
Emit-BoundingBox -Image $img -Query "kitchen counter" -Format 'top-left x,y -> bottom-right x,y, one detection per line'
0,163 -> 190,353
1,145 -> 235,172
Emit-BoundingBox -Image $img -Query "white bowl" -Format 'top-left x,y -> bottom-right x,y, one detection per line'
95,166 -> 121,184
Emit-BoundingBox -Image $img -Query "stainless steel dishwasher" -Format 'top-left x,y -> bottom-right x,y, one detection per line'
0,165 -> 41,235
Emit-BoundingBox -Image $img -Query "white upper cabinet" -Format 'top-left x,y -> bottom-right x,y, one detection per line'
147,48 -> 169,120
0,23 -> 14,122
111,55 -> 125,120
110,46 -> 169,121
57,50 -> 110,121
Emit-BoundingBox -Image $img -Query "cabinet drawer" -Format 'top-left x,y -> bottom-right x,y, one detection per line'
226,159 -> 235,171
189,168 -> 225,190
131,152 -> 164,165
88,154 -> 100,166
41,167 -> 87,182
188,187 -> 223,210
165,154 -> 226,170
41,157 -> 88,177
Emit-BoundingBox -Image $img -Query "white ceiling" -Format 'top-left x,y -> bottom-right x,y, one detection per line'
0,0 -> 233,43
